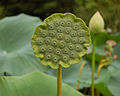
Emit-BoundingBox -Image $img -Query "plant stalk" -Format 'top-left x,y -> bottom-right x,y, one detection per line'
57,64 -> 62,96
76,59 -> 86,90
91,37 -> 96,96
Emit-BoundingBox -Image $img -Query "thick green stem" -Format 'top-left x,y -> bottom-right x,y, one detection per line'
91,37 -> 96,96
57,65 -> 62,96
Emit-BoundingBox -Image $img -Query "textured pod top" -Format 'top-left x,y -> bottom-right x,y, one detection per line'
31,13 -> 91,69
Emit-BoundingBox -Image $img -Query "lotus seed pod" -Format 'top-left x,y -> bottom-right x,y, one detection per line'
31,13 -> 91,69
89,11 -> 105,35
104,44 -> 113,52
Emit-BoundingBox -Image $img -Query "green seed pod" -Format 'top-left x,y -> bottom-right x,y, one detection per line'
89,11 -> 105,35
104,44 -> 113,52
31,13 -> 91,69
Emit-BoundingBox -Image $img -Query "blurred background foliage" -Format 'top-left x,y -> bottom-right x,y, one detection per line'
0,0 -> 120,33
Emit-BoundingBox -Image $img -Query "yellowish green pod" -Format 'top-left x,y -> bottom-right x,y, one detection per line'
31,13 -> 91,69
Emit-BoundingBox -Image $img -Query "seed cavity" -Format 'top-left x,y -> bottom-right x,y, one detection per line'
51,39 -> 58,47
45,53 -> 52,60
55,48 -> 61,56
45,37 -> 51,44
70,51 -> 77,58
39,46 -> 46,53
65,28 -> 71,34
66,20 -> 72,27
62,47 -> 69,54
62,55 -> 70,62
73,24 -> 79,30
59,41 -> 66,49
64,35 -> 71,43
75,45 -> 82,52
48,24 -> 55,30
56,33 -> 63,40
47,45 -> 54,52
36,38 -> 44,45
52,56 -> 59,63
72,37 -> 78,44
49,31 -> 56,37
54,21 -> 60,27
70,31 -> 76,37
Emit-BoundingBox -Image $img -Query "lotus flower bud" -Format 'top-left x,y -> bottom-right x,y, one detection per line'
89,11 -> 105,35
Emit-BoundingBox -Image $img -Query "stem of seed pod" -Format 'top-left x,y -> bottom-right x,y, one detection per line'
76,59 -> 86,91
57,64 -> 62,96
91,36 -> 96,96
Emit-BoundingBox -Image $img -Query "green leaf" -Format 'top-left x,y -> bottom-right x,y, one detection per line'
95,83 -> 113,96
0,14 -> 48,76
0,71 -> 84,96
94,33 -> 120,46
107,69 -> 120,96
